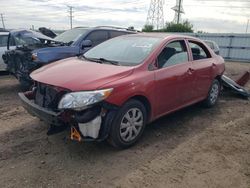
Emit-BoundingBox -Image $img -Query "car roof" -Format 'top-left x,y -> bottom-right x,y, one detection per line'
123,32 -> 201,40
73,26 -> 138,33
0,32 -> 9,35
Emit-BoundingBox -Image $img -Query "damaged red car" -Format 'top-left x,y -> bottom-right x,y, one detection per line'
19,33 -> 225,148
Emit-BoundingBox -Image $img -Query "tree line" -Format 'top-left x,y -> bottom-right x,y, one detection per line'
142,20 -> 194,33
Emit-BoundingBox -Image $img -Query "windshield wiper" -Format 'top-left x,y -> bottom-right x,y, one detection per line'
81,56 -> 119,65
98,58 -> 119,65
81,55 -> 103,64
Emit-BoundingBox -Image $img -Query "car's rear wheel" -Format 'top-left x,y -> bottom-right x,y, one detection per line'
108,100 -> 147,149
204,79 -> 221,107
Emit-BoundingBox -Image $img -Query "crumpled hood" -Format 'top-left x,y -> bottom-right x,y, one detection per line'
31,57 -> 134,91
10,29 -> 54,41
33,46 -> 79,64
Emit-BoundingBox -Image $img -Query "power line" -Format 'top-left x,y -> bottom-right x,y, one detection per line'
194,0 -> 250,2
166,4 -> 250,8
0,13 -> 5,29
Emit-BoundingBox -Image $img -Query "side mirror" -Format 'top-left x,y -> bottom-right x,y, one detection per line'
214,50 -> 220,55
81,40 -> 92,49
148,61 -> 158,71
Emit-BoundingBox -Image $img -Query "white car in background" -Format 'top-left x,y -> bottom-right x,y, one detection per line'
0,32 -> 9,71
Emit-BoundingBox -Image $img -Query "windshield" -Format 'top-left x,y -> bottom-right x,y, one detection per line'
84,36 -> 161,66
54,28 -> 88,44
14,36 -> 41,46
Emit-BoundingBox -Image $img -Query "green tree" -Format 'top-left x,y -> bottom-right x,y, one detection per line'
197,30 -> 207,33
142,24 -> 154,32
164,20 -> 194,33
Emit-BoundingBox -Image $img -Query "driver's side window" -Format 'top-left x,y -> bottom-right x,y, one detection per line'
85,31 -> 109,47
157,40 -> 188,68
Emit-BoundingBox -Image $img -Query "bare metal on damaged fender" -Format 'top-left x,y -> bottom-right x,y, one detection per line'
72,102 -> 118,141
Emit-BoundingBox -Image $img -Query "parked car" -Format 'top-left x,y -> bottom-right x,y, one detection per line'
3,26 -> 136,89
204,40 -> 220,55
19,33 -> 225,148
2,29 -> 59,88
0,31 -> 10,71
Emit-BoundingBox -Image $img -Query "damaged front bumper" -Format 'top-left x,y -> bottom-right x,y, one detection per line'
19,92 -> 118,141
19,92 -> 62,125
221,75 -> 250,98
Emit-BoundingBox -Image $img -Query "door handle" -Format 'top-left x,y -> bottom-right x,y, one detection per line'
187,68 -> 194,74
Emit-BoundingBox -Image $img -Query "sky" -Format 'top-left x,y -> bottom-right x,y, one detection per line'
0,0 -> 250,33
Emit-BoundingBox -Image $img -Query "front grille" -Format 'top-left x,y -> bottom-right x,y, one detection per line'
34,82 -> 68,111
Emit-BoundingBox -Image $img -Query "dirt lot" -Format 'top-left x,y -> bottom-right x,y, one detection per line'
0,62 -> 249,188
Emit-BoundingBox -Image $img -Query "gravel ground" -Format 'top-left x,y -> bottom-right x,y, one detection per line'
0,62 -> 249,188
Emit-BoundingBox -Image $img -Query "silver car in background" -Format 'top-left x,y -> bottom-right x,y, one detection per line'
204,40 -> 220,55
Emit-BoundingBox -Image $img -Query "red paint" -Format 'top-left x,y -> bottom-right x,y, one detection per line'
236,71 -> 250,86
31,34 -> 225,122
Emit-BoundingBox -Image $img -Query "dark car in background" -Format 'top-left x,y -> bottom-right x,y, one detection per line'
2,29 -> 60,88
3,26 -> 137,89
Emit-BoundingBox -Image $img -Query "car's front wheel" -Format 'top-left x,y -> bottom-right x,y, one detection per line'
108,99 -> 147,149
204,79 -> 221,107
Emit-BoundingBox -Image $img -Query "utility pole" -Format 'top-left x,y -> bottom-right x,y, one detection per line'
172,0 -> 184,24
177,0 -> 182,24
1,13 -> 5,29
246,19 -> 249,33
67,6 -> 73,29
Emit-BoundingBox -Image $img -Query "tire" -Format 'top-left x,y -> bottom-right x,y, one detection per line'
19,77 -> 32,91
108,99 -> 147,149
203,79 -> 221,107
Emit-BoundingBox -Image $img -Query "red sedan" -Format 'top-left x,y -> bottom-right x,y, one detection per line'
19,33 -> 225,148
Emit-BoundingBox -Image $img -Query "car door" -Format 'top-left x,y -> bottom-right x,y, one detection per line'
188,40 -> 214,99
0,34 -> 17,71
154,40 -> 195,117
0,34 -> 9,70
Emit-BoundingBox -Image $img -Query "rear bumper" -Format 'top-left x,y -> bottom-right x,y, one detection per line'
18,92 -> 62,126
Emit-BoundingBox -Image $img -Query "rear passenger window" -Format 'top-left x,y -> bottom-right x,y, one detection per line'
110,31 -> 126,38
189,41 -> 211,60
157,40 -> 188,68
86,31 -> 109,46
